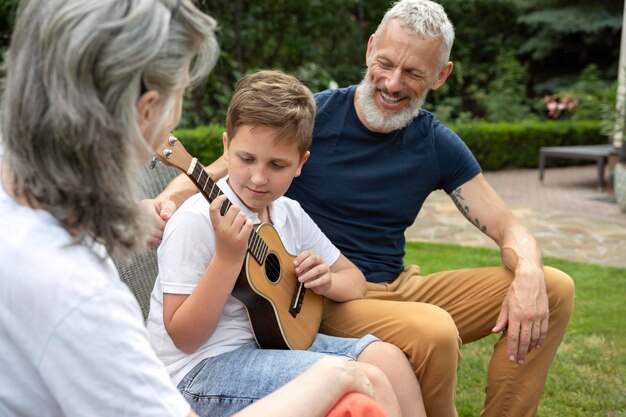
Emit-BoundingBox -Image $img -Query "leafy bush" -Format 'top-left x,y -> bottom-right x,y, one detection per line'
481,52 -> 533,122
174,120 -> 604,172
450,120 -> 604,170
566,65 -> 615,122
173,124 -> 224,166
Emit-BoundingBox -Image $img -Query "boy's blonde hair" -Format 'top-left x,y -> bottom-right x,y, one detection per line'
226,70 -> 315,156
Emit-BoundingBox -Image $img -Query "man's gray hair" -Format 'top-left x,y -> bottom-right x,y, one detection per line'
373,0 -> 455,69
0,0 -> 219,257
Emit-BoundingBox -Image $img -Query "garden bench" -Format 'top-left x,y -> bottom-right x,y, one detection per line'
538,144 -> 614,190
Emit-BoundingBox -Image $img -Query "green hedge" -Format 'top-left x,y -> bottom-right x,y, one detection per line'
173,120 -> 605,171
450,120 -> 604,171
173,123 -> 225,166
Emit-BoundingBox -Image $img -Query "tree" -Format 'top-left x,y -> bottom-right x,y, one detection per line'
187,0 -> 384,127
516,0 -> 623,94
482,52 -> 532,122
1,0 -> 622,126
0,0 -> 18,57
432,0 -> 524,120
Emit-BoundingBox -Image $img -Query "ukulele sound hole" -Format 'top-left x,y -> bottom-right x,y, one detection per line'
264,253 -> 281,283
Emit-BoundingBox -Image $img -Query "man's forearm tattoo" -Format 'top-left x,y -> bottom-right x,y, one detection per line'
451,187 -> 487,233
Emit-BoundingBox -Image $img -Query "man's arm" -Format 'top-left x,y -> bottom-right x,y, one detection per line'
449,173 -> 549,365
144,156 -> 227,246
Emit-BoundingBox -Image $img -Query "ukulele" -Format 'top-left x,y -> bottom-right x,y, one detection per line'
155,135 -> 322,350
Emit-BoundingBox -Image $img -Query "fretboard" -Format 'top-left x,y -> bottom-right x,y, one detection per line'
186,158 -> 268,264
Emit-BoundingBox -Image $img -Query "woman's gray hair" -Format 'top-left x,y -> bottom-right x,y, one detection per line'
0,0 -> 219,257
373,0 -> 455,69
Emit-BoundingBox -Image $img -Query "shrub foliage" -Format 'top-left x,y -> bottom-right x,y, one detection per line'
174,120 -> 604,171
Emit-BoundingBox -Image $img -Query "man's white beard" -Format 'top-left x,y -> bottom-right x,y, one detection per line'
357,70 -> 427,133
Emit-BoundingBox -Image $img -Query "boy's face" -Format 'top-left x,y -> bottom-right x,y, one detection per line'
223,125 -> 309,215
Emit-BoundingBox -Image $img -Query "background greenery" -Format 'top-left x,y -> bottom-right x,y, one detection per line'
0,0 -> 621,131
404,242 -> 626,417
174,119 -> 603,170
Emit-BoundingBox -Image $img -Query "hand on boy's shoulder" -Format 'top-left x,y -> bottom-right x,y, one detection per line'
141,198 -> 177,247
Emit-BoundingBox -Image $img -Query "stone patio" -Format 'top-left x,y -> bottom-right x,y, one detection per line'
406,165 -> 626,268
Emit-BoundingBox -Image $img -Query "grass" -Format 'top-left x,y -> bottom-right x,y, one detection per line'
403,241 -> 626,417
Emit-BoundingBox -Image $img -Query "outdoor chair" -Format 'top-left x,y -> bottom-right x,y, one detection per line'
112,161 -> 180,321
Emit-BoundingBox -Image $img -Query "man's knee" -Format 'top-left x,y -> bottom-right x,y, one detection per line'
399,306 -> 461,373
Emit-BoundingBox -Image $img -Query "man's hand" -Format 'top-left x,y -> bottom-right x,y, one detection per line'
492,264 -> 549,364
140,198 -> 177,247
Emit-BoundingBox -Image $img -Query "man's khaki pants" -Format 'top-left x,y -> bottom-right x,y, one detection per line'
321,265 -> 575,417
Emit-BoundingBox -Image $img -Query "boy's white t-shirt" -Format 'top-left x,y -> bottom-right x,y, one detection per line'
0,151 -> 190,417
147,177 -> 340,385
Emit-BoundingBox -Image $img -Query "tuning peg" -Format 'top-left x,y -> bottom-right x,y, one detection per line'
149,156 -> 158,169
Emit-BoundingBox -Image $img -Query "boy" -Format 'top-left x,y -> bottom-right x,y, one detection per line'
146,70 -> 425,417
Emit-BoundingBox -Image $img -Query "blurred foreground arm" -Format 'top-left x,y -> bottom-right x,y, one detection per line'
234,357 -> 384,417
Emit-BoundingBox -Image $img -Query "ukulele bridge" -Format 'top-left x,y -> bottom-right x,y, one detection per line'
289,283 -> 306,317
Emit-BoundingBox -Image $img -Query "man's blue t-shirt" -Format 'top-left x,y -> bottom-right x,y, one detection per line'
285,85 -> 481,283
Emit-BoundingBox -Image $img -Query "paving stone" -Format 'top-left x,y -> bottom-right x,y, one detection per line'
406,165 -> 626,268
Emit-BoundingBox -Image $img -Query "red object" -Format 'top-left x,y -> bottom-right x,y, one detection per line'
326,393 -> 388,417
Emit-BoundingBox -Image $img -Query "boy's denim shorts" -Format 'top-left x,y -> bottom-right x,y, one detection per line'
177,333 -> 379,417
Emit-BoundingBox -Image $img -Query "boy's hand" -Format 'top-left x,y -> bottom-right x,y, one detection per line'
294,251 -> 332,296
209,195 -> 253,264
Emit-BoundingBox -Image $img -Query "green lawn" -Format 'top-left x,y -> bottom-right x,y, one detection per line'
403,242 -> 626,417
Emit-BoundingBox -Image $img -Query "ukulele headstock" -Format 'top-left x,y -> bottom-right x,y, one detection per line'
155,135 -> 194,173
